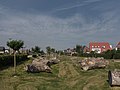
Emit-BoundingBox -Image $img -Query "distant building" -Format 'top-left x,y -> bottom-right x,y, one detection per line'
116,42 -> 120,50
0,46 -> 5,54
89,42 -> 112,53
5,49 -> 9,53
64,48 -> 77,56
83,46 -> 90,53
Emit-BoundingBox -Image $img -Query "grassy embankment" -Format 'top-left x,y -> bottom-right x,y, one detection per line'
0,56 -> 120,90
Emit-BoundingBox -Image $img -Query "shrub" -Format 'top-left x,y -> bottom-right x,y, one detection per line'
32,54 -> 37,58
103,53 -> 113,59
82,49 -> 120,59
0,54 -> 28,67
113,53 -> 120,59
82,53 -> 93,57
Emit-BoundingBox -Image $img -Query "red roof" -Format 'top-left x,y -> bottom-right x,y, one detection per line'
89,42 -> 112,53
89,42 -> 110,46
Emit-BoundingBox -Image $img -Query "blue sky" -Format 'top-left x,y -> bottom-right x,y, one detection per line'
0,0 -> 120,50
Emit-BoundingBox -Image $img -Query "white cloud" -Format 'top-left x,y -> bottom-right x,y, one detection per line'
51,0 -> 101,13
0,4 -> 119,49
85,0 -> 101,3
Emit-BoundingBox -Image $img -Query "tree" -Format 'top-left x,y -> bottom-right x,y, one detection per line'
51,48 -> 56,57
75,45 -> 83,56
40,50 -> 45,55
31,46 -> 41,54
51,48 -> 55,53
46,46 -> 51,59
7,39 -> 24,75
31,46 -> 45,56
46,46 -> 51,55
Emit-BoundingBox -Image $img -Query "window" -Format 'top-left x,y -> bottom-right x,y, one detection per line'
102,46 -> 105,48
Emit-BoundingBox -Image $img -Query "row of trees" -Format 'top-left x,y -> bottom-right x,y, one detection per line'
5,40 -> 120,59
31,46 -> 56,55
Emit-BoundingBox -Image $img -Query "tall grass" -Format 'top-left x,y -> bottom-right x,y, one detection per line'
0,56 -> 120,90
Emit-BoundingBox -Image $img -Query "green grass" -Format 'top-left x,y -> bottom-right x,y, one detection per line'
0,56 -> 120,90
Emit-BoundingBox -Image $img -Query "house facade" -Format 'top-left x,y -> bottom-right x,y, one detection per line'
64,48 -> 77,56
116,42 -> 120,50
89,42 -> 112,53
0,46 -> 5,54
83,46 -> 90,53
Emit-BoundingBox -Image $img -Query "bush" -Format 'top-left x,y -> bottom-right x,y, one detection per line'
82,53 -> 104,58
82,49 -> 120,59
32,54 -> 37,58
103,53 -> 113,59
113,53 -> 120,59
82,53 -> 93,57
0,54 -> 28,67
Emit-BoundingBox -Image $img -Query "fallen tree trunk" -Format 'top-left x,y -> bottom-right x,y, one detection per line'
80,58 -> 109,71
26,64 -> 51,73
108,70 -> 120,86
25,57 -> 60,73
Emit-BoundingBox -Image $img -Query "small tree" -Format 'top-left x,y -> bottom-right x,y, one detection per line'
51,48 -> 55,53
40,50 -> 45,55
46,46 -> 51,59
31,46 -> 41,54
51,48 -> 56,57
75,45 -> 83,56
7,39 -> 24,75
46,46 -> 51,55
31,46 -> 45,56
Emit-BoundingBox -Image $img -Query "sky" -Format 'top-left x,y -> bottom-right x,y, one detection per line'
0,0 -> 120,50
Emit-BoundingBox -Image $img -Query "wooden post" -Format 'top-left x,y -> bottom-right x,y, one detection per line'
14,51 -> 16,75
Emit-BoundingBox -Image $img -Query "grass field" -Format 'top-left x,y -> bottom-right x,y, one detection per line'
0,56 -> 120,90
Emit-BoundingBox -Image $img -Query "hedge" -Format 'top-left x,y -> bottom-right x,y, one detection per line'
0,54 -> 28,67
81,53 -> 120,59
